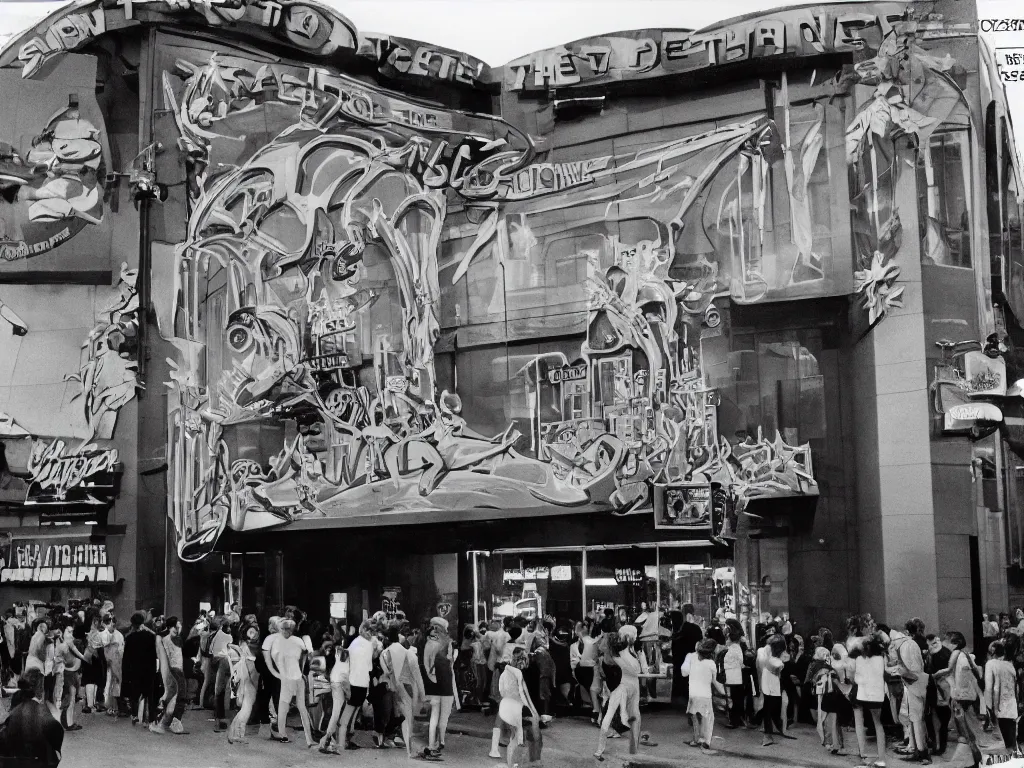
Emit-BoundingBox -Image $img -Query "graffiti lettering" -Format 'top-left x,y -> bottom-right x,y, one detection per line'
27,440 -> 119,501
505,158 -> 611,200
19,10 -> 105,78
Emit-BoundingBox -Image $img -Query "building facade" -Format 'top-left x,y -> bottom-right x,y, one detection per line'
0,0 -> 1010,643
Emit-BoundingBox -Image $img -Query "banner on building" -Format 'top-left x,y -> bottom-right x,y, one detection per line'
0,537 -> 114,583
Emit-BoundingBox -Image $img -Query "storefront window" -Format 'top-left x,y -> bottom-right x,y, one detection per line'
585,548 -> 657,625
474,551 -> 583,624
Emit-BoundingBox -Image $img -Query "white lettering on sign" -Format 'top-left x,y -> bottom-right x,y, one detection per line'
27,440 -> 119,501
948,404 -> 1003,422
505,157 -> 611,200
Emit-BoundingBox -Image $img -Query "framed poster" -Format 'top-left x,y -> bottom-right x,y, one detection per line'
654,482 -> 712,530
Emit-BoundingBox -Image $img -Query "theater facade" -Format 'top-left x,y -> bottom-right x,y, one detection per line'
0,0 -> 1012,644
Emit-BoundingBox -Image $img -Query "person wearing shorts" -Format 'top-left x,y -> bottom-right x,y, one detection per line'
334,620 -> 380,751
851,633 -> 888,767
490,647 -> 538,768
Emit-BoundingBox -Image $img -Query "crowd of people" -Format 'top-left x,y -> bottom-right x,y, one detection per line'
6,597 -> 1024,768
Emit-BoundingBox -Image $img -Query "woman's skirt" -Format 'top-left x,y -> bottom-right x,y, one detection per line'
82,654 -> 105,687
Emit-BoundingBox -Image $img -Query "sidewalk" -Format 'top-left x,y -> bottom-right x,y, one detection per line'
442,707 -> 982,768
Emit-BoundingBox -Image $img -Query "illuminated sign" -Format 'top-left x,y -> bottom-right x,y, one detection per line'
26,440 -> 119,505
948,404 -> 1003,422
614,568 -> 644,584
0,539 -> 114,583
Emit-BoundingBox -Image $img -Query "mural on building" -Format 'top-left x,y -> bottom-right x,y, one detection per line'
157,46 -> 819,561
0,0 -> 977,560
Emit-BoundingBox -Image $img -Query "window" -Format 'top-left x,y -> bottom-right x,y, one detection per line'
917,130 -> 972,268
704,329 -> 825,447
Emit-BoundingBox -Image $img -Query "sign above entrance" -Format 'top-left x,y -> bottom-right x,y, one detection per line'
26,439 -> 120,505
0,538 -> 114,584
654,482 -> 713,530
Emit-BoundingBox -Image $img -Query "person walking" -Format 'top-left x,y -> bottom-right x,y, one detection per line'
722,624 -> 746,729
925,633 -> 952,756
490,646 -> 539,768
196,615 -> 213,710
933,630 -> 986,767
82,613 -> 105,715
594,624 -> 644,761
333,619 -> 378,751
56,623 -> 86,731
208,617 -> 233,733
122,612 -> 158,725
984,640 -> 1018,751
760,634 -> 792,747
100,615 -> 124,718
150,617 -> 187,735
228,625 -> 260,744
256,616 -> 281,732
682,637 -> 725,754
268,618 -> 315,747
571,620 -> 600,721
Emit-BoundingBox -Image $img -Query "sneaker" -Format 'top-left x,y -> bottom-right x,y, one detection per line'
489,749 -> 502,759
149,723 -> 166,734
540,714 -> 553,724
82,707 -> 93,715
700,744 -> 719,755
170,719 -> 186,735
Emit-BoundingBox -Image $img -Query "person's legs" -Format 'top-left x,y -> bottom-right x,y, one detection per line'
275,682 -> 294,739
231,680 -> 256,742
729,685 -> 744,727
171,669 -> 187,725
214,657 -> 230,728
595,698 -> 615,757
153,669 -> 179,731
763,695 -> 776,741
870,707 -> 887,763
199,658 -> 211,708
999,717 -> 1017,750
830,712 -> 844,751
427,695 -> 441,750
703,708 -> 716,746
936,705 -> 951,754
318,684 -> 346,750
506,723 -> 521,768
437,696 -> 453,748
853,705 -> 868,758
294,687 -> 315,746
337,703 -> 358,747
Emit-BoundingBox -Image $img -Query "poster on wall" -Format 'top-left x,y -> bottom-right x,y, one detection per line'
653,482 -> 713,530
0,54 -> 113,277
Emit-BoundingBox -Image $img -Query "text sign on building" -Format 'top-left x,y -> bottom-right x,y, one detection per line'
654,482 -> 713,530
0,538 -> 114,584
26,439 -> 120,505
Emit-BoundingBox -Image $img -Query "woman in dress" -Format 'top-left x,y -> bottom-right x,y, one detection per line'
420,617 -> 456,759
81,612 -> 105,714
228,625 -> 260,744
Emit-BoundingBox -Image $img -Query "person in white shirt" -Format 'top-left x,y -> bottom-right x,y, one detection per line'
268,618 -> 315,747
760,635 -> 792,747
332,620 -> 380,751
850,632 -> 887,765
381,626 -> 425,759
722,628 -> 746,728
984,641 -> 1019,750
318,644 -> 351,754
682,638 -> 725,754
100,616 -> 124,718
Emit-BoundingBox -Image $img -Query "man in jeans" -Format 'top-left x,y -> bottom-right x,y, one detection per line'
208,617 -> 234,733
150,617 -> 187,734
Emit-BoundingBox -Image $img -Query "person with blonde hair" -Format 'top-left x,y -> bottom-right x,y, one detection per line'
594,624 -> 645,761
682,637 -> 725,754
489,645 -> 539,768
267,618 -> 315,747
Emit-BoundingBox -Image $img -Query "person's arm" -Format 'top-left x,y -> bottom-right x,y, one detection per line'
984,662 -> 996,714
934,649 -> 958,680
266,642 -> 282,680
681,652 -> 693,677
711,661 -> 726,695
570,641 -> 582,670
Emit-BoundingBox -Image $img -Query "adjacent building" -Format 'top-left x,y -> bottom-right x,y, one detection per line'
0,0 -> 1015,647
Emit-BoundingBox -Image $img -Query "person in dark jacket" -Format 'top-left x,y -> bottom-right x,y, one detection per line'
121,611 -> 158,725
2,669 -> 64,767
